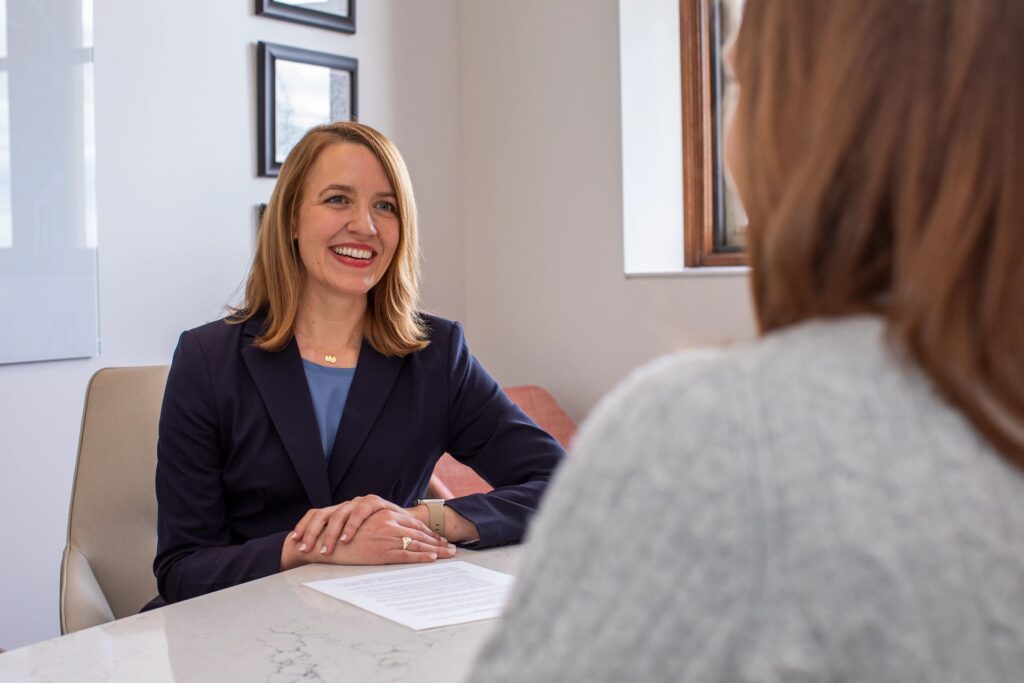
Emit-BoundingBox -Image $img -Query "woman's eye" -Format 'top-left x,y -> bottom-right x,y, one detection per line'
326,195 -> 350,205
375,201 -> 397,213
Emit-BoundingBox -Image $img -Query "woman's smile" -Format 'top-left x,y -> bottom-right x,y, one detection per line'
330,242 -> 378,268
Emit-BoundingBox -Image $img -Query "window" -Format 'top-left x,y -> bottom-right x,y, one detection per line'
620,0 -> 747,274
680,0 -> 747,267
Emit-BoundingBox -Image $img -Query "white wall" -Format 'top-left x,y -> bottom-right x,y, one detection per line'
458,0 -> 755,421
0,0 -> 462,650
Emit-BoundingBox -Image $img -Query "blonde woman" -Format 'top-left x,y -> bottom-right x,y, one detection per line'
153,122 -> 565,605
468,1 -> 1024,680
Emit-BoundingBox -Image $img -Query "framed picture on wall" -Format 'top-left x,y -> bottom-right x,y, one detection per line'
256,0 -> 356,34
257,42 -> 359,177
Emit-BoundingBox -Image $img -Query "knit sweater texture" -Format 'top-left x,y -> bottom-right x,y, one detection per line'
467,316 -> 1024,682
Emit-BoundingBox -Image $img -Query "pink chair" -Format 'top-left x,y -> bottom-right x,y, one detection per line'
428,385 -> 575,499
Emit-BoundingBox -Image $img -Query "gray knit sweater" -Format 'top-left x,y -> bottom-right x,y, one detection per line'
467,316 -> 1024,682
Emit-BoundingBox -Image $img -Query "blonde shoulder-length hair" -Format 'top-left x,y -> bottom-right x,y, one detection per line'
231,121 -> 428,357
733,0 -> 1024,464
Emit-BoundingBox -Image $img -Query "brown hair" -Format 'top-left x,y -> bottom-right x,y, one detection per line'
733,0 -> 1024,463
232,121 -> 428,356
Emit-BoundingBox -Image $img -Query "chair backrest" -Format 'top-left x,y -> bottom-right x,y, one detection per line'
429,385 -> 576,499
60,365 -> 169,634
504,385 -> 576,448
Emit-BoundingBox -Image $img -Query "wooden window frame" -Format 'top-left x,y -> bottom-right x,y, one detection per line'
680,0 -> 747,268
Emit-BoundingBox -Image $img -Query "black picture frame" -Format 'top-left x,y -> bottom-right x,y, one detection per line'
257,42 -> 359,177
255,0 -> 356,34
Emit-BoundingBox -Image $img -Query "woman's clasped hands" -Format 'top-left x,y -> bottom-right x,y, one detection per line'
283,494 -> 456,569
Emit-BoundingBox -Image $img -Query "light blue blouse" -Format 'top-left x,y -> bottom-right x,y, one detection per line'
301,359 -> 356,460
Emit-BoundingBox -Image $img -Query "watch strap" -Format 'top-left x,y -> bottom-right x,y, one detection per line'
416,498 -> 445,536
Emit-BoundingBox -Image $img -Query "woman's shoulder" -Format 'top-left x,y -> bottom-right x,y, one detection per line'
620,314 -> 893,398
576,346 -> 736,456
172,314 -> 260,366
180,315 -> 248,344
418,312 -> 457,338
411,313 -> 463,356
574,315 -> 896,471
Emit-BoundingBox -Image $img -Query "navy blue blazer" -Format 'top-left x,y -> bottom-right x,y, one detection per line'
154,313 -> 566,603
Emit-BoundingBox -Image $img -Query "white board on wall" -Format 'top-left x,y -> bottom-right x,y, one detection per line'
0,0 -> 99,364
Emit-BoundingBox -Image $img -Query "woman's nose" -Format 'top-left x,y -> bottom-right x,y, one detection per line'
348,206 -> 378,235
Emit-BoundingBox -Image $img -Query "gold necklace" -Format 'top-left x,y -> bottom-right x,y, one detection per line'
296,330 -> 339,365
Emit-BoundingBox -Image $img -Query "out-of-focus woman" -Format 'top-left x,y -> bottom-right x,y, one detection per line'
466,1 -> 1024,680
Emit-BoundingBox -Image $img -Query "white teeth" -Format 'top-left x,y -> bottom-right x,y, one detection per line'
332,246 -> 373,260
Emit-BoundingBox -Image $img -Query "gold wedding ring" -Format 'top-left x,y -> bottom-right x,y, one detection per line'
401,536 -> 412,550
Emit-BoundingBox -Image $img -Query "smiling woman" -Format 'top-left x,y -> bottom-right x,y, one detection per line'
151,121 -> 566,606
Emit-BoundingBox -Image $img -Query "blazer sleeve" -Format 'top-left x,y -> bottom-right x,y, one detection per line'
441,322 -> 567,547
153,330 -> 287,603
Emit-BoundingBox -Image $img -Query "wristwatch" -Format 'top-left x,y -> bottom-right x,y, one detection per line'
416,498 -> 445,536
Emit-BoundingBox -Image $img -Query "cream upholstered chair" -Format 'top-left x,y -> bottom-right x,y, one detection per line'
60,366 -> 169,634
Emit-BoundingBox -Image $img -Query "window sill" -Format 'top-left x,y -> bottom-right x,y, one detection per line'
625,266 -> 750,279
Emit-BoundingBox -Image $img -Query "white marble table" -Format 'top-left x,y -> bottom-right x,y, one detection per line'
0,546 -> 524,682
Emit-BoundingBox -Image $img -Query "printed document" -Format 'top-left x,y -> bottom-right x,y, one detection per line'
304,561 -> 515,630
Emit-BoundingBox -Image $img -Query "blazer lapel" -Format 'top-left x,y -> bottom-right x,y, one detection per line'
240,317 -> 332,508
327,339 -> 404,494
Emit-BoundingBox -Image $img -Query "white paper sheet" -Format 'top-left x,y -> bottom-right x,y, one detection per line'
304,561 -> 516,630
